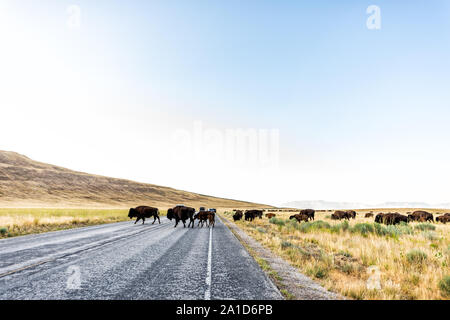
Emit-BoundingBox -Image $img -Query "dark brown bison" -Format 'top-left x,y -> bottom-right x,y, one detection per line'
233,210 -> 243,221
436,214 -> 450,224
393,214 -> 408,225
194,210 -> 210,227
128,206 -> 160,225
167,206 -> 196,228
374,213 -> 384,223
381,213 -> 408,225
254,210 -> 263,219
289,213 -> 309,223
365,213 -> 374,218
346,210 -> 357,219
208,211 -> 215,228
266,213 -> 276,219
332,210 -> 350,220
408,211 -> 434,223
244,210 -> 263,221
300,209 -> 315,221
194,210 -> 215,228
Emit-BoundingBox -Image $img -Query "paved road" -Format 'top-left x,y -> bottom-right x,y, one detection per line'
0,217 -> 282,300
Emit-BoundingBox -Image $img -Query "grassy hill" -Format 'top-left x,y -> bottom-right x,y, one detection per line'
0,150 -> 271,209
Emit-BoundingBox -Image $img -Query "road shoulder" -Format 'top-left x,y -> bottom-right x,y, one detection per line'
221,216 -> 343,300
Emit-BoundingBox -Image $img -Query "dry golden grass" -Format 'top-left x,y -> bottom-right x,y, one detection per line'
221,208 -> 450,300
0,208 -> 132,238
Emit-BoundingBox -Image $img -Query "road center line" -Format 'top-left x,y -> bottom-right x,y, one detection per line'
204,226 -> 213,300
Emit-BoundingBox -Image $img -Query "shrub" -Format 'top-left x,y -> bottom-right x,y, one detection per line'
394,223 -> 413,235
286,219 -> 300,229
406,249 -> 428,264
439,275 -> 450,297
374,223 -> 388,236
351,223 -> 374,236
297,220 -> 331,233
281,241 -> 293,249
338,250 -> 352,258
256,227 -> 267,234
0,227 -> 7,236
269,217 -> 285,226
415,224 -> 436,231
341,263 -> 354,274
340,220 -> 350,231
310,266 -> 328,279
422,231 -> 439,241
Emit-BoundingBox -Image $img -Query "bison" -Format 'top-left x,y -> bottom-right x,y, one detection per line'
233,210 -> 243,221
208,211 -> 215,228
244,210 -> 263,221
289,213 -> 309,223
332,210 -> 350,220
393,213 -> 408,225
128,206 -> 160,225
194,210 -> 215,228
346,210 -> 357,219
299,209 -> 315,221
436,214 -> 450,224
265,213 -> 276,219
194,210 -> 210,227
365,213 -> 374,218
374,213 -> 384,223
380,213 -> 408,225
408,211 -> 434,223
167,205 -> 196,228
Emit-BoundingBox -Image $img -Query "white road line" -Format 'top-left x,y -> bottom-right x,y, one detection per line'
204,226 -> 213,300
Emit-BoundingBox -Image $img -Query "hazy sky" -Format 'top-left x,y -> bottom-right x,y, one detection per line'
1,1 -> 450,206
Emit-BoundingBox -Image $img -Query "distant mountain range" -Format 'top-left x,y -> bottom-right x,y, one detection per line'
281,200 -> 450,210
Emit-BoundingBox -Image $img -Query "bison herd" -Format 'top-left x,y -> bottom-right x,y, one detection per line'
230,208 -> 450,226
231,209 -> 264,222
289,209 -> 315,223
329,210 -> 450,225
128,205 -> 216,228
128,205 -> 450,229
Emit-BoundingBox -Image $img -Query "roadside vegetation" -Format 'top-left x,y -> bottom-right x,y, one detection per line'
222,209 -> 450,300
0,208 -> 133,238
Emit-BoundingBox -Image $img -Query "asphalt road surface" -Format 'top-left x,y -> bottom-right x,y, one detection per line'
0,216 -> 282,300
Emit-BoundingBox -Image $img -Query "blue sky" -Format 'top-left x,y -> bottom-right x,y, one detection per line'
1,1 -> 450,205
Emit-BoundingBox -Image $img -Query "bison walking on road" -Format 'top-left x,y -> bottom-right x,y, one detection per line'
194,210 -> 215,228
208,211 -> 215,228
167,206 -> 196,228
128,206 -> 160,225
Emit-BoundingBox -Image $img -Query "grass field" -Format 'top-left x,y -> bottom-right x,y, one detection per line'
222,209 -> 450,300
0,208 -> 135,238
